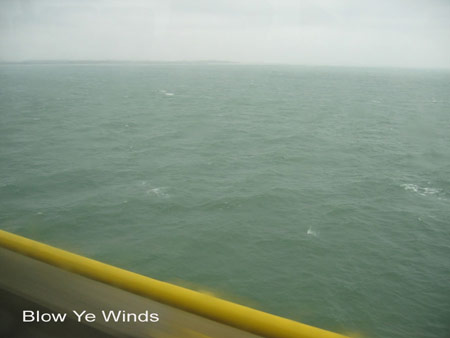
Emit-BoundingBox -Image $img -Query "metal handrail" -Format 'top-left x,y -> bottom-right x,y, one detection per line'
0,229 -> 350,338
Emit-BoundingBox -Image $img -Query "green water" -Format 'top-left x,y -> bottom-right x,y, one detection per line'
1,64 -> 449,337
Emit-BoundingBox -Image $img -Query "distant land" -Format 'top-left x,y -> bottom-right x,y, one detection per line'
0,60 -> 239,65
1,60 -> 448,71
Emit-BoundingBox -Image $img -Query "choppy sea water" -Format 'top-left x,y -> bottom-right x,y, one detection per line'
1,64 -> 449,337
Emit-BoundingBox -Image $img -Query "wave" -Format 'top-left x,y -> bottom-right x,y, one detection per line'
160,90 -> 174,96
401,183 -> 441,197
307,226 -> 318,237
146,187 -> 169,199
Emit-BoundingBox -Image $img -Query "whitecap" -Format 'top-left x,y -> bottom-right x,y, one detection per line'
402,183 -> 419,193
401,183 -> 441,197
307,226 -> 318,237
422,187 -> 440,195
147,187 -> 169,198
160,89 -> 174,96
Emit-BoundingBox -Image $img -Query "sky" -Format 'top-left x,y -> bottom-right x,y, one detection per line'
0,0 -> 449,68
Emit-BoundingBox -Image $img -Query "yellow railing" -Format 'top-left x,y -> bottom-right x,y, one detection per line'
0,229 -> 350,338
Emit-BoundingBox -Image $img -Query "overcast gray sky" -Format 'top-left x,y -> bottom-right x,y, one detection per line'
1,0 -> 449,68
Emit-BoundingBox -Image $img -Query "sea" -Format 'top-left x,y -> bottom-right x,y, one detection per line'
0,63 -> 449,338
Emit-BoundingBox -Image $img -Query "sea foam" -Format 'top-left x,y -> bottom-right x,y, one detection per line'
307,226 -> 318,237
401,183 -> 441,197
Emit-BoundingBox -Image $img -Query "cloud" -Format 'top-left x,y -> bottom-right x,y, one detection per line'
0,0 -> 449,68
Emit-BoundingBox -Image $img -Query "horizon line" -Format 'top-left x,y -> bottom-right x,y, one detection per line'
0,59 -> 449,71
